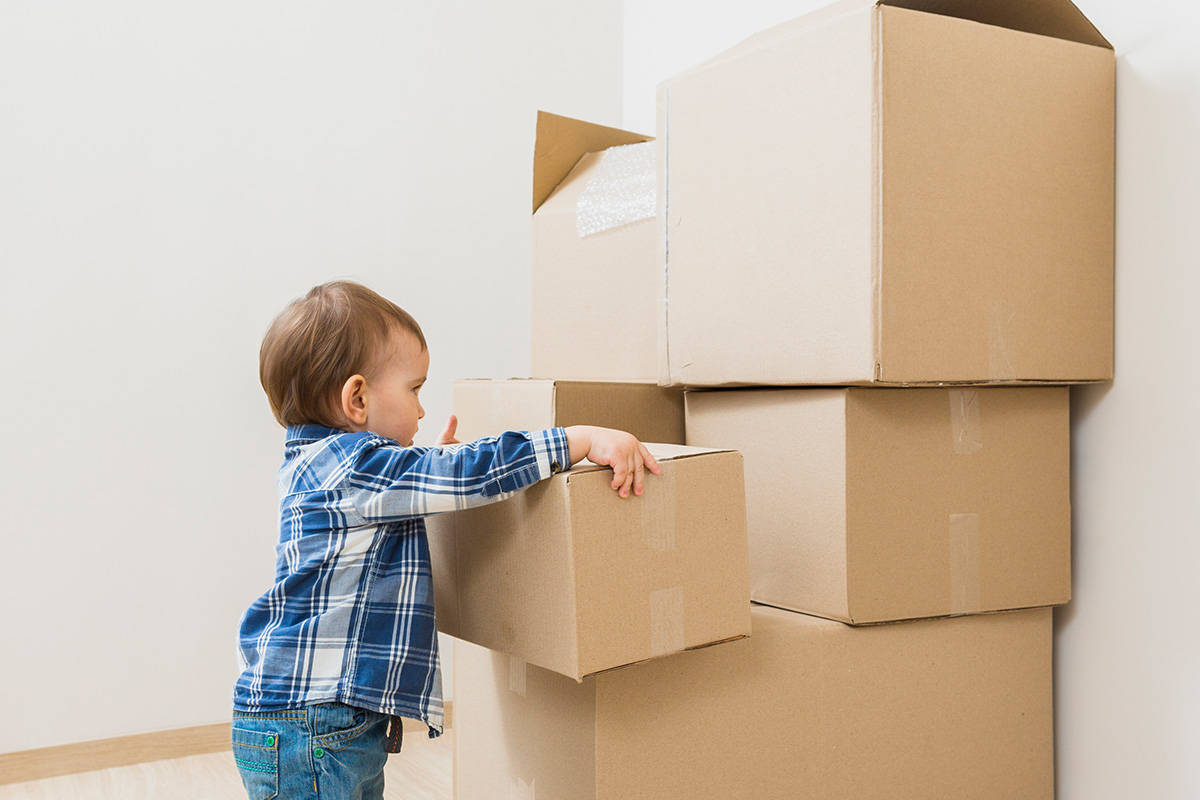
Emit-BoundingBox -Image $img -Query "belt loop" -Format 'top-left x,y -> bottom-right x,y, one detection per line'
385,715 -> 404,753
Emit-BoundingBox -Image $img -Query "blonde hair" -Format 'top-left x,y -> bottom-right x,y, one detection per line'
259,280 -> 426,428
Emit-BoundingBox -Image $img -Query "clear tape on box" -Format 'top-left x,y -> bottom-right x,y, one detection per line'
508,655 -> 527,698
950,389 -> 983,455
949,513 -> 982,615
649,587 -> 686,657
949,390 -> 983,613
641,467 -> 677,552
989,300 -> 1018,381
575,141 -> 656,238
509,778 -> 536,800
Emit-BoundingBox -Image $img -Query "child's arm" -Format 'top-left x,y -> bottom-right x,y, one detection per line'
346,420 -> 659,523
434,414 -> 661,497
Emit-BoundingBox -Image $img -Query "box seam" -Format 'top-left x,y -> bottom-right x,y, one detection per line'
565,477 -> 583,682
662,85 -> 673,385
871,4 -> 884,383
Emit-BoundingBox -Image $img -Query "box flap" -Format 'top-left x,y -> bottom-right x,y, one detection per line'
533,111 -> 651,214
879,0 -> 1111,49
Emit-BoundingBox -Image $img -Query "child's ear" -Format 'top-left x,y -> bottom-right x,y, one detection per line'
340,374 -> 369,429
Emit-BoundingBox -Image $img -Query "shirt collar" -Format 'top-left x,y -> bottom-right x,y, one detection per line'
285,423 -> 347,446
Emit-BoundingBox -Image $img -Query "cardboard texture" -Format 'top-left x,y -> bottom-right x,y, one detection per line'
450,378 -> 684,446
532,112 -> 659,382
430,443 -> 750,682
454,605 -> 1054,800
657,0 -> 1115,386
685,385 -> 1070,624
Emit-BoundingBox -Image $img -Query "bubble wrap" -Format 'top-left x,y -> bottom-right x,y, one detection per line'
575,141 -> 656,238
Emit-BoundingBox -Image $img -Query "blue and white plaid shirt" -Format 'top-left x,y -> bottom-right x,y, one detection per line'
233,423 -> 571,737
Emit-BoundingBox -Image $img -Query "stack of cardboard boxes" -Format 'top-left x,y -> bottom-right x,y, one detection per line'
433,1 -> 1114,797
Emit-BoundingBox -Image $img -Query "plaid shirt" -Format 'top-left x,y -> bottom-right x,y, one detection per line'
233,424 -> 571,737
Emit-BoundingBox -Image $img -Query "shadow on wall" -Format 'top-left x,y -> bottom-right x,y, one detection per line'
1056,47 -> 1200,798
1059,48 -> 1200,624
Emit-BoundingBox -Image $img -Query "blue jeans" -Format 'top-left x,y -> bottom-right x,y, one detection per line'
232,703 -> 389,800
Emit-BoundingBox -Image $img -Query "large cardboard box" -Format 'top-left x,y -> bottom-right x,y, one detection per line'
657,0 -> 1114,386
454,605 -> 1053,800
532,111 -> 658,382
685,386 -> 1070,624
429,443 -> 749,681
451,378 -> 684,446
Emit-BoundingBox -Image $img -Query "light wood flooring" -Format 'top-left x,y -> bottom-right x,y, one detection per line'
0,730 -> 453,800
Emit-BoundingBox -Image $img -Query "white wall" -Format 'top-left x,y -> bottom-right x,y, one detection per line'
1057,2 -> 1200,797
623,1 -> 1200,798
7,4 -> 1198,793
0,2 -> 622,754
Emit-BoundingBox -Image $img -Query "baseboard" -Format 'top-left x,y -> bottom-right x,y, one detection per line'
0,702 -> 454,787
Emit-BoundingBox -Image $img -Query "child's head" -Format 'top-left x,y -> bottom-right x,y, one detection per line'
260,281 -> 427,439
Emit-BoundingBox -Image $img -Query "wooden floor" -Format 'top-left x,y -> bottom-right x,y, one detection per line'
0,730 -> 453,800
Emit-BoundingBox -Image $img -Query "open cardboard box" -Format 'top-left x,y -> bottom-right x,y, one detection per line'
657,0 -> 1114,386
532,111 -> 658,382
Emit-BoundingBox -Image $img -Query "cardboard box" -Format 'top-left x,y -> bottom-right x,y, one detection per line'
454,605 -> 1053,800
451,378 -> 684,447
685,386 -> 1070,624
429,443 -> 749,681
657,0 -> 1114,386
532,111 -> 658,382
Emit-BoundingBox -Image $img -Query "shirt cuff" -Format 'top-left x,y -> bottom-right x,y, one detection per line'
532,427 -> 572,480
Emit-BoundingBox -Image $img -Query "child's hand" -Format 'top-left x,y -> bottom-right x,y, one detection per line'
564,426 -> 662,498
436,414 -> 460,446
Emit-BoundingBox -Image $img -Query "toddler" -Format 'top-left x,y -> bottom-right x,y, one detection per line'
232,280 -> 658,799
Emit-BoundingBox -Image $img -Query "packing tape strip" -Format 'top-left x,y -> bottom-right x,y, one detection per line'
641,466 -> 677,552
988,300 -> 1017,381
949,513 -> 982,615
949,388 -> 983,455
576,141 -> 656,238
510,778 -> 536,800
649,587 -> 685,657
508,656 -> 527,698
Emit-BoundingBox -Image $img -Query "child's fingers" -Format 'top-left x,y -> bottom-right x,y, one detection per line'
439,414 -> 458,442
610,453 -> 635,498
610,457 -> 629,494
639,443 -> 661,476
633,456 -> 646,496
619,455 -> 635,498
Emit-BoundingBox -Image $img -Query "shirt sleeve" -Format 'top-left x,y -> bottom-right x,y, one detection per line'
345,427 -> 572,522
